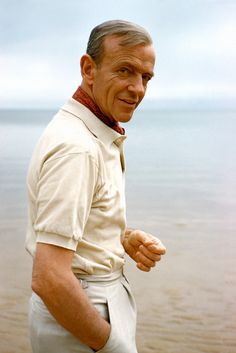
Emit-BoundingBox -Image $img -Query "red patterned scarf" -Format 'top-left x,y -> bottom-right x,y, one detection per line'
72,86 -> 125,135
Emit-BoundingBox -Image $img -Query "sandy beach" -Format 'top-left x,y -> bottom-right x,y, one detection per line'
1,216 -> 235,353
1,109 -> 236,352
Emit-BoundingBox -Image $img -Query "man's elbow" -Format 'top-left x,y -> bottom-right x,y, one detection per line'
31,262 -> 56,300
31,243 -> 74,299
31,261 -> 66,300
31,266 -> 47,298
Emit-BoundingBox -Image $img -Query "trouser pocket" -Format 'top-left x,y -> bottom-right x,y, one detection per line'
97,280 -> 138,353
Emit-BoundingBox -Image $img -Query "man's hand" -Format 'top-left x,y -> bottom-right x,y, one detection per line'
122,229 -> 166,272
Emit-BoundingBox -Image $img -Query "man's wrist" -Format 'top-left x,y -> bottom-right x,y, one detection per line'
91,321 -> 110,351
125,227 -> 134,236
122,228 -> 133,246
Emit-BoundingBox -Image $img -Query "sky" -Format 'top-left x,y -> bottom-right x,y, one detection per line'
0,0 -> 236,108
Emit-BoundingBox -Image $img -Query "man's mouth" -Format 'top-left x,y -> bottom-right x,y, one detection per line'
119,99 -> 138,106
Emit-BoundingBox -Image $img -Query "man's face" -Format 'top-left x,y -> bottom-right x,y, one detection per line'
90,36 -> 155,123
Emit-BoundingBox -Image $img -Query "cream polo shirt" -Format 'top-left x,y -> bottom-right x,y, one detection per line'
25,98 -> 127,275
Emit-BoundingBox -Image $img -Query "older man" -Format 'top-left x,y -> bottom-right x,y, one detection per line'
26,20 -> 166,353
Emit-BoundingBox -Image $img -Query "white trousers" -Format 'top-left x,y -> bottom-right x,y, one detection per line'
29,271 -> 138,353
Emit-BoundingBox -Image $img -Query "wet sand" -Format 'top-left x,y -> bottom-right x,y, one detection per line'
0,222 -> 32,353
1,217 -> 235,353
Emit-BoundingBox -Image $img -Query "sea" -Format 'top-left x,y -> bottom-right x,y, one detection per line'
0,107 -> 235,353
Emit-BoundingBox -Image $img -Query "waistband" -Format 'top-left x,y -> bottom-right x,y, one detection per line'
74,269 -> 123,288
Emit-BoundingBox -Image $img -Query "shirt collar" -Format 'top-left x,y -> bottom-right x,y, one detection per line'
72,86 -> 125,135
61,98 -> 127,147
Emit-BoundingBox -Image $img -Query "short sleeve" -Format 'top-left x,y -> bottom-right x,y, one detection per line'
34,151 -> 98,250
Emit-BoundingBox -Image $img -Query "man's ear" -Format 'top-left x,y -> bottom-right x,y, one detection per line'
80,54 -> 97,85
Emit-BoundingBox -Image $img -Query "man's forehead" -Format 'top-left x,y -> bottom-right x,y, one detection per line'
103,35 -> 155,59
101,36 -> 155,71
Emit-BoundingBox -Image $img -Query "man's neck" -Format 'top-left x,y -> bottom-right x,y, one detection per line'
72,86 -> 125,135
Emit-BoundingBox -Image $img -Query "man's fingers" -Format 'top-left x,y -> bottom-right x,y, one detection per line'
136,262 -> 151,272
139,245 -> 162,262
146,242 -> 166,255
140,238 -> 166,255
130,230 -> 166,254
136,251 -> 156,268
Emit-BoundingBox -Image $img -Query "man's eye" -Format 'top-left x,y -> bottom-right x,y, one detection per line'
118,68 -> 130,75
142,75 -> 152,83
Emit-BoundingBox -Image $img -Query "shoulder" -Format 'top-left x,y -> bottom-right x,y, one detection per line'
36,107 -> 100,165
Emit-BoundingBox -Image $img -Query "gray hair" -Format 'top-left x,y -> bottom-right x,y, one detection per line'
86,20 -> 153,64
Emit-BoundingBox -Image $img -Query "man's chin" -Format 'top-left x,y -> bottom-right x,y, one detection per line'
115,111 -> 135,123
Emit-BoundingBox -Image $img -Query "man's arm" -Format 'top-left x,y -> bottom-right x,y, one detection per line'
122,228 -> 166,271
32,243 -> 110,351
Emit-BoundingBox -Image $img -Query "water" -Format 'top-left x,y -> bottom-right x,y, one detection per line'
124,109 -> 236,353
125,110 -> 236,228
0,108 -> 235,353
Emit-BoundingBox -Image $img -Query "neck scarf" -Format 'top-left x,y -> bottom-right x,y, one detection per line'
72,86 -> 125,135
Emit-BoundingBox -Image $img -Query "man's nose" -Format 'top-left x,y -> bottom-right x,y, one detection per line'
128,75 -> 146,97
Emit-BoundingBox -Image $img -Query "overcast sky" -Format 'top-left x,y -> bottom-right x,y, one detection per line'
0,0 -> 236,108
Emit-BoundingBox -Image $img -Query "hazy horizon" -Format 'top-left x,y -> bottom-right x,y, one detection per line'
0,97 -> 235,112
